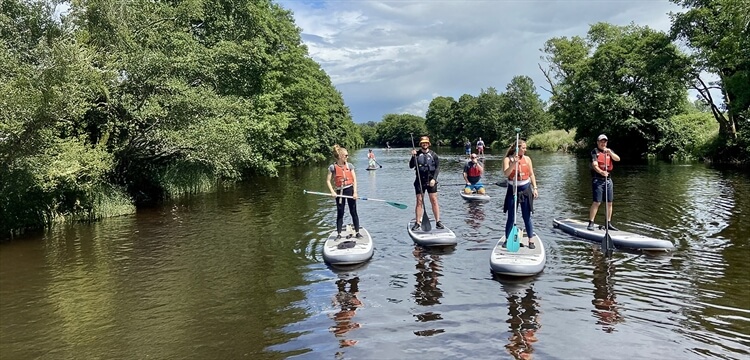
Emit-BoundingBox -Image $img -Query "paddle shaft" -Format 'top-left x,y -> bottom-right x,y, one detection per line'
303,190 -> 407,209
602,153 -> 614,256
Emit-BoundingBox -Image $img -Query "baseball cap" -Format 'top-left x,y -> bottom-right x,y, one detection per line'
597,134 -> 608,141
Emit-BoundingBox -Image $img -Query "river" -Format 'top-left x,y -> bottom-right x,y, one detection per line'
1,148 -> 748,359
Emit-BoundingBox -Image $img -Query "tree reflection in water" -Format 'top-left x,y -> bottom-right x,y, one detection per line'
591,249 -> 623,332
330,276 -> 363,349
501,281 -> 541,360
412,246 -> 446,336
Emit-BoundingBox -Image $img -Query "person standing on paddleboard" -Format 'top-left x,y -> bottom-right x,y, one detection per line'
463,153 -> 485,194
476,137 -> 485,156
588,134 -> 621,231
409,136 -> 443,230
367,149 -> 377,169
464,140 -> 472,159
502,139 -> 539,248
327,145 -> 362,239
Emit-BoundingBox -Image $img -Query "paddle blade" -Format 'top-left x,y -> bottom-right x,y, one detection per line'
506,226 -> 521,252
421,210 -> 431,231
602,232 -> 614,257
388,202 -> 408,209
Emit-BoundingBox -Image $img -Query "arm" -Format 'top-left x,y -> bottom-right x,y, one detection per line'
326,169 -> 336,196
503,156 -> 514,177
351,165 -> 358,198
591,149 -> 609,177
527,157 -> 539,199
432,152 -> 440,180
606,148 -> 620,162
409,153 -> 417,169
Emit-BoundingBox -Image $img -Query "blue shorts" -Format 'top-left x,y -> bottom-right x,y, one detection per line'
465,182 -> 484,192
592,178 -> 614,203
465,148 -> 471,155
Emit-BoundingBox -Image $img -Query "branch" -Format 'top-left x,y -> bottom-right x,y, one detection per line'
538,63 -> 557,96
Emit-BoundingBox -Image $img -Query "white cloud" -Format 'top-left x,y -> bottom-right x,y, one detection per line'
278,0 -> 682,122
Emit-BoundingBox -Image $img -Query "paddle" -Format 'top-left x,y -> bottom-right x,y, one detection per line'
507,128 -> 522,253
410,133 -> 431,231
602,152 -> 615,257
303,190 -> 408,209
375,160 -> 383,168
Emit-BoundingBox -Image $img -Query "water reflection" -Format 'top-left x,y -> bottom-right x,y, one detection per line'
591,251 -> 623,333
502,281 -> 541,360
465,202 -> 486,230
412,246 -> 445,336
330,276 -> 363,350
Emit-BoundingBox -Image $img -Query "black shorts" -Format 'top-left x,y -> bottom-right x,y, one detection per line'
414,179 -> 438,194
592,177 -> 614,202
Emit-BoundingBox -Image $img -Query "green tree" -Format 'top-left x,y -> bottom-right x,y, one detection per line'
541,23 -> 692,159
501,76 -> 551,138
670,0 -> 750,161
376,114 -> 427,147
425,96 -> 456,144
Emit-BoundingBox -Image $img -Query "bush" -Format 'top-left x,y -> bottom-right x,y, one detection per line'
527,129 -> 578,152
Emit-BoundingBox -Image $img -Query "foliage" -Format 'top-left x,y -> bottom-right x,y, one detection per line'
375,114 -> 428,147
670,0 -> 750,162
541,22 -> 693,160
358,121 -> 378,145
654,112 -> 718,160
527,129 -> 578,152
1,0 -> 361,237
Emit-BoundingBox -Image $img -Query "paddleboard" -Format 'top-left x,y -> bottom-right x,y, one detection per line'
490,231 -> 546,276
459,191 -> 491,202
323,225 -> 374,265
495,180 -> 508,188
407,220 -> 457,247
553,218 -> 673,251
365,167 -> 378,171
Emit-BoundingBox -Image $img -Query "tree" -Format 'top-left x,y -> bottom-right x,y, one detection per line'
376,114 -> 427,147
541,23 -> 692,159
670,0 -> 750,160
501,76 -> 551,138
425,96 -> 456,144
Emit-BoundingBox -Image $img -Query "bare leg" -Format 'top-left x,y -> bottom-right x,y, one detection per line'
589,202 -> 601,222
428,192 -> 440,221
414,194 -> 424,223
606,202 -> 613,222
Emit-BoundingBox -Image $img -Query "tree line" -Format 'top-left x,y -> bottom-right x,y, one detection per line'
1,0 -> 362,238
2,0 -> 747,238
360,0 -> 748,163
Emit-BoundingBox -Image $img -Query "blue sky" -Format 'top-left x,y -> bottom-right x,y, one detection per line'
276,0 -> 684,123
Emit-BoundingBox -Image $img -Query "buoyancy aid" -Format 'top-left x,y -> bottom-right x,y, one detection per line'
333,163 -> 354,189
416,151 -> 437,174
466,163 -> 482,178
508,156 -> 531,181
596,150 -> 614,171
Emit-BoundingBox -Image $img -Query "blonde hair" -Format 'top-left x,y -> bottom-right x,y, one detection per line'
332,144 -> 348,160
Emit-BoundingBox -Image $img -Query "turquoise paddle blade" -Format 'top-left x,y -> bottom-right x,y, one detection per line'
507,226 -> 521,252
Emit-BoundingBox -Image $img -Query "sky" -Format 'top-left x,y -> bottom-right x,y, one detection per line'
275,0 -> 684,123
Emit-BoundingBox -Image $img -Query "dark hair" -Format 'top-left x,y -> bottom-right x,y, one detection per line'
505,140 -> 527,157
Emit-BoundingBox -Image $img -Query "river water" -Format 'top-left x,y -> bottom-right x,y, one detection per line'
1,148 -> 748,360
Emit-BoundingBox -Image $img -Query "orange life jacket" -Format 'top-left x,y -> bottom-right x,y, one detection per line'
596,151 -> 614,171
333,163 -> 354,188
508,156 -> 531,181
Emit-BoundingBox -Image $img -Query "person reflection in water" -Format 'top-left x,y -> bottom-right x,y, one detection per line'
330,277 -> 363,348
505,286 -> 541,360
412,247 -> 446,336
592,250 -> 623,332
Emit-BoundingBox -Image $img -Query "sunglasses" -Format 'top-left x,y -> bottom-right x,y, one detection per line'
344,154 -> 349,157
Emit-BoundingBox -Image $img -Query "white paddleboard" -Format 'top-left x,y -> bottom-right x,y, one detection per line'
322,225 -> 374,265
407,220 -> 457,247
490,231 -> 546,276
